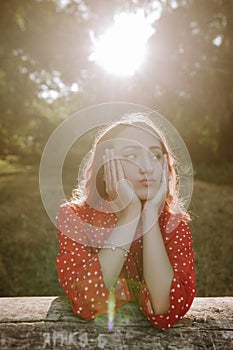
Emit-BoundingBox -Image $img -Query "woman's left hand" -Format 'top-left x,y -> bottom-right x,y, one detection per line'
142,154 -> 169,216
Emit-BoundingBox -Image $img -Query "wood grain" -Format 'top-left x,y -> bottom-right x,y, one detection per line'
0,297 -> 232,349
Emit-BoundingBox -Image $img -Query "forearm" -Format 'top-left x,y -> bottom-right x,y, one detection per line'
98,206 -> 140,290
142,214 -> 174,314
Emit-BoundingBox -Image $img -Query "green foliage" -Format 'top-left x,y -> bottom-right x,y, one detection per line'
0,0 -> 232,162
0,164 -> 232,296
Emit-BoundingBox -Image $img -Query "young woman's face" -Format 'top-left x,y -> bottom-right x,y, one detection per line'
109,124 -> 165,201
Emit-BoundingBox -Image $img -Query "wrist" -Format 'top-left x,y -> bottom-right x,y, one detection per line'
117,202 -> 141,222
141,209 -> 159,231
142,206 -> 159,219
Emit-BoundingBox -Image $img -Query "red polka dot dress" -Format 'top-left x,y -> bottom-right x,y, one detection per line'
56,201 -> 196,330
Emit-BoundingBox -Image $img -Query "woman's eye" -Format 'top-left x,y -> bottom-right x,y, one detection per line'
151,153 -> 162,160
124,154 -> 136,159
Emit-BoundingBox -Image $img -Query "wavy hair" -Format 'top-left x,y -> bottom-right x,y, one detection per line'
69,112 -> 190,222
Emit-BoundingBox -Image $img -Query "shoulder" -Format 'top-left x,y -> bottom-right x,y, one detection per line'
57,202 -> 89,218
57,201 -> 113,227
159,209 -> 192,241
56,202 -> 90,230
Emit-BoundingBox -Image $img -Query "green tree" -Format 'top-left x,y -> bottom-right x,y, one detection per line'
0,0 -> 232,162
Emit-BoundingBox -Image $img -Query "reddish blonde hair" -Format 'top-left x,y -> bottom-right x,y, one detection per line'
70,112 -> 190,222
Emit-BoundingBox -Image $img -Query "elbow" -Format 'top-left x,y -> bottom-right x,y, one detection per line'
153,303 -> 170,315
150,292 -> 170,314
71,302 -> 96,322
149,287 -> 171,314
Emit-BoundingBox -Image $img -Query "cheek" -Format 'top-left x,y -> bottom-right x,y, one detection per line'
155,160 -> 163,175
121,160 -> 135,179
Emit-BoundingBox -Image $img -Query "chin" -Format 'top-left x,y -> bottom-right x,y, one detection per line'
137,190 -> 156,201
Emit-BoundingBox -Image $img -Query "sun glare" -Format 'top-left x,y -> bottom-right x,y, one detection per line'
89,10 -> 155,77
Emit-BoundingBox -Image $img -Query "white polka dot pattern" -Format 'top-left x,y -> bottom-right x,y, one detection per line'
55,203 -> 196,330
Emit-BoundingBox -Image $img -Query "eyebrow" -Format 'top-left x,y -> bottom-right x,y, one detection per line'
120,145 -> 162,151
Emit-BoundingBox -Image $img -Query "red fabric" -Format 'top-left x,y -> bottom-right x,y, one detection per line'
56,201 -> 196,330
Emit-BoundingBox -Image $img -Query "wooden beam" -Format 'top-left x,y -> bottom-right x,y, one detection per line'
0,297 -> 232,349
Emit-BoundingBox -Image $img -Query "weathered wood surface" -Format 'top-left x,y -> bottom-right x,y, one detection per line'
0,297 -> 232,350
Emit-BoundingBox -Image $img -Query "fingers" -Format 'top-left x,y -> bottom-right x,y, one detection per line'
115,157 -> 125,180
103,149 -> 112,195
109,149 -> 118,184
157,155 -> 168,195
103,148 -> 120,198
163,154 -> 169,194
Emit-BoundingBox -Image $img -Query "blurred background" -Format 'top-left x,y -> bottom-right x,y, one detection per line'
0,0 -> 232,298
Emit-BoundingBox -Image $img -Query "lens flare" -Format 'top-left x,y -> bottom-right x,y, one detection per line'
89,10 -> 155,76
108,287 -> 116,330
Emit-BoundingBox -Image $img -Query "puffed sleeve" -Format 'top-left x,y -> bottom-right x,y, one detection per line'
138,213 -> 196,330
55,203 -> 130,321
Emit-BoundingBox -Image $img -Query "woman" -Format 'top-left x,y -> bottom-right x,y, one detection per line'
56,112 -> 196,330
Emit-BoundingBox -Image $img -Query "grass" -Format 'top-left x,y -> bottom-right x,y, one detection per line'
0,159 -> 232,297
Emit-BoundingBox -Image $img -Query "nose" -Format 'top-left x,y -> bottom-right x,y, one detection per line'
138,154 -> 153,175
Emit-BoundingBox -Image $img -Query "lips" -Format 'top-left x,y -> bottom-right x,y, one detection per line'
139,178 -> 156,186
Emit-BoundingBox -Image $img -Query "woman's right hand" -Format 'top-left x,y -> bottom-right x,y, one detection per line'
103,148 -> 141,216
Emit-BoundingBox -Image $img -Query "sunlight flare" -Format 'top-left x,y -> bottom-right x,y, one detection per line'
89,10 -> 155,76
